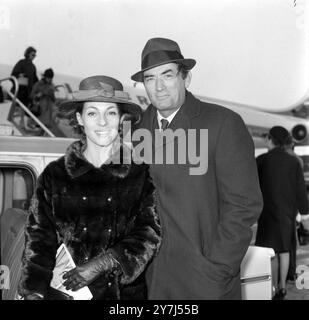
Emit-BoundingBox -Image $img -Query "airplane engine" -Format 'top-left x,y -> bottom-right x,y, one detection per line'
292,124 -> 308,143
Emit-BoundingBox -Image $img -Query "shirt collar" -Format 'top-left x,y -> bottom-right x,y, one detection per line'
157,107 -> 181,130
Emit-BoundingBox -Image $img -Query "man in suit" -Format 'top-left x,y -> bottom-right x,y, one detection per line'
131,37 -> 263,299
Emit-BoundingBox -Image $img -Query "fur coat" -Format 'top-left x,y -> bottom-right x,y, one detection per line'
18,140 -> 161,300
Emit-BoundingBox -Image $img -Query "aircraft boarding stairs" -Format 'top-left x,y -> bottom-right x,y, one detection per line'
0,76 -> 76,138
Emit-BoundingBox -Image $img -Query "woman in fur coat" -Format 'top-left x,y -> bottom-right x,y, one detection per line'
18,75 -> 162,300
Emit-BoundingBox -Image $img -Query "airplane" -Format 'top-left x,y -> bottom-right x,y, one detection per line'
0,0 -> 308,149
1,69 -> 309,155
0,0 -> 308,144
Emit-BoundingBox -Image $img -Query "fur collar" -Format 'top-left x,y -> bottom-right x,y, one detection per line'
64,139 -> 134,179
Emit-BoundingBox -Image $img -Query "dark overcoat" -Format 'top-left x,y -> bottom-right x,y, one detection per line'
255,147 -> 308,253
18,140 -> 162,300
137,91 -> 263,299
11,58 -> 38,105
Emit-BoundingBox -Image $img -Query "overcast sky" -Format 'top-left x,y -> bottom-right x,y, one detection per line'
1,0 -> 308,111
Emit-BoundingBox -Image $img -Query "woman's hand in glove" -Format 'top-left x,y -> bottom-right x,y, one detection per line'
62,253 -> 119,291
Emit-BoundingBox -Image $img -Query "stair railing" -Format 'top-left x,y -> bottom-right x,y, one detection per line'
0,76 -> 55,137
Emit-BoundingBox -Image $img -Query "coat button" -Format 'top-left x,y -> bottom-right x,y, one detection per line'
107,282 -> 112,287
82,196 -> 87,200
107,196 -> 112,202
108,228 -> 112,233
83,227 -> 87,232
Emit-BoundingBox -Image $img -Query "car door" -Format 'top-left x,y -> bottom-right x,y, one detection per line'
0,163 -> 37,300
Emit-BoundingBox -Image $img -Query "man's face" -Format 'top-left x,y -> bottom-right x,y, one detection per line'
143,63 -> 191,117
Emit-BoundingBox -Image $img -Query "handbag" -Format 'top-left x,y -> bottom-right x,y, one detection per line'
297,222 -> 309,245
17,75 -> 28,86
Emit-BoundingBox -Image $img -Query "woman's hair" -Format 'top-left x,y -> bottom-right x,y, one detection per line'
67,102 -> 85,135
269,135 -> 285,148
24,46 -> 36,59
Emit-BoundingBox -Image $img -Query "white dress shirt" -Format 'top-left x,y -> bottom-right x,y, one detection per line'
157,108 -> 180,131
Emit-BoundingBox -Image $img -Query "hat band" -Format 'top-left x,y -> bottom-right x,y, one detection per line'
142,50 -> 184,70
72,89 -> 129,101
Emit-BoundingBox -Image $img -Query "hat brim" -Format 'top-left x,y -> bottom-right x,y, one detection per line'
59,97 -> 142,124
131,58 -> 196,82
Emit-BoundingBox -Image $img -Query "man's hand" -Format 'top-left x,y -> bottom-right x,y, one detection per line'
62,254 -> 119,291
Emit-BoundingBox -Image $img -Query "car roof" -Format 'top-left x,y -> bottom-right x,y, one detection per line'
0,136 -> 76,154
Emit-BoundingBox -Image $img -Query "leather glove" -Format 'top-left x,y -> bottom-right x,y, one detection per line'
62,253 -> 119,291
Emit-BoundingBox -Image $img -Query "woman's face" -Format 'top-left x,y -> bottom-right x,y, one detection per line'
76,102 -> 120,148
28,51 -> 36,61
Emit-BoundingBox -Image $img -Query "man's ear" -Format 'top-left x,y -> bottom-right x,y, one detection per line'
76,112 -> 83,126
185,71 -> 192,89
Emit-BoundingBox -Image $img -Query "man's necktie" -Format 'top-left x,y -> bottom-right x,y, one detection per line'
161,119 -> 169,131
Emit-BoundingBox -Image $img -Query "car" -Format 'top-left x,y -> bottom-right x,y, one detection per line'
0,135 -> 74,300
0,135 -> 274,300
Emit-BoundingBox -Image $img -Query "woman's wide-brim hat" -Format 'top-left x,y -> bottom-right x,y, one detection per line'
131,37 -> 196,82
60,75 -> 142,123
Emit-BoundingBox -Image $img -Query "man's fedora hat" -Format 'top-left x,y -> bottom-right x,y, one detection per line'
131,37 -> 196,82
60,75 -> 142,123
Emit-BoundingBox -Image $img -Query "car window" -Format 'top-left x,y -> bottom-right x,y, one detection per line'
0,167 -> 35,217
1,166 -> 35,300
13,169 -> 34,211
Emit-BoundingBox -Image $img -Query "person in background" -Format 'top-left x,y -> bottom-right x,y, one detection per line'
285,134 -> 303,282
131,37 -> 263,299
255,126 -> 308,299
284,134 -> 309,281
30,68 -> 56,130
11,46 -> 38,130
18,75 -> 161,300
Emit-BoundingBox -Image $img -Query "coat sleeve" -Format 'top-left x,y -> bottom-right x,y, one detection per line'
33,65 -> 39,84
107,166 -> 162,284
18,169 -> 59,299
208,112 -> 263,278
11,60 -> 24,77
